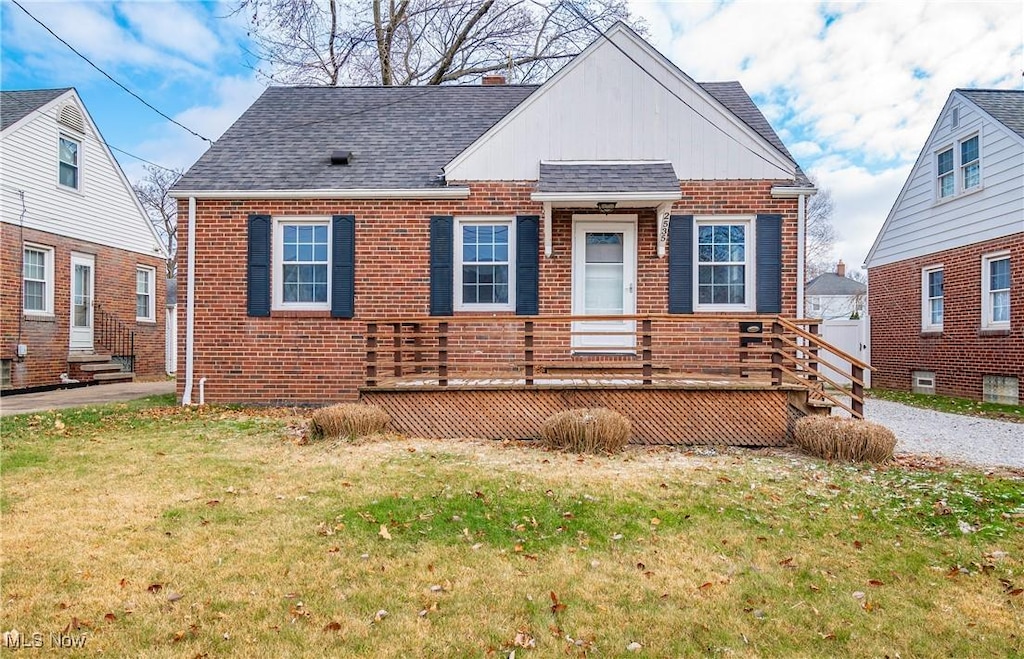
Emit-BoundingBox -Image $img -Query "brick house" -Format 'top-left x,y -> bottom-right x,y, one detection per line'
170,23 -> 861,442
865,89 -> 1023,405
1,88 -> 167,392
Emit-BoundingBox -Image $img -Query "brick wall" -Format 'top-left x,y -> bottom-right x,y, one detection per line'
1,222 -> 167,390
176,180 -> 798,404
868,233 -> 1023,400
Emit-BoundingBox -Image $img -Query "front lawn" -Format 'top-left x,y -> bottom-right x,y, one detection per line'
2,397 -> 1022,657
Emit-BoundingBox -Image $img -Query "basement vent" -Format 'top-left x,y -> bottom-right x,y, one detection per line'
950,107 -> 960,130
330,150 -> 352,165
912,370 -> 935,395
58,104 -> 85,134
983,375 -> 1019,405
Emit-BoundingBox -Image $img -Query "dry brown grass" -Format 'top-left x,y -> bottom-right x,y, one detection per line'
540,407 -> 631,454
794,415 -> 897,463
309,403 -> 390,440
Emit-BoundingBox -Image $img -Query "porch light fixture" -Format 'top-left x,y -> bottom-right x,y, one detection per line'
596,201 -> 617,214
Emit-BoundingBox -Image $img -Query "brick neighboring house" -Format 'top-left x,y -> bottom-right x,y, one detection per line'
865,89 -> 1023,405
170,22 -> 820,410
1,88 -> 167,392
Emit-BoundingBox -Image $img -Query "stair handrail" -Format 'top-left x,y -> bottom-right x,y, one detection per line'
93,304 -> 136,373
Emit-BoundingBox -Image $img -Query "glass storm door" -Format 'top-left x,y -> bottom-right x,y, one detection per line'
572,218 -> 637,351
69,253 -> 95,351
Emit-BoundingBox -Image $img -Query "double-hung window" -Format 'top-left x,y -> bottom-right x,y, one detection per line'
936,147 -> 954,199
23,244 -> 54,315
921,266 -> 944,331
59,135 -> 80,190
982,253 -> 1010,329
455,218 -> 514,311
960,136 -> 980,190
273,219 -> 330,310
136,266 -> 156,321
695,217 -> 753,311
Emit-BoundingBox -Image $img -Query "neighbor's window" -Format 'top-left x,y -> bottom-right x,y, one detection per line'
982,253 -> 1010,328
273,219 -> 330,310
58,135 -> 80,189
921,266 -> 944,331
136,266 -> 156,321
695,218 -> 753,311
936,147 -> 954,199
23,244 -> 54,315
455,218 -> 514,311
960,135 -> 980,190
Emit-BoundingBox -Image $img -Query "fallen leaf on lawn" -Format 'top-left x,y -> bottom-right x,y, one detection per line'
147,584 -> 163,594
853,540 -> 863,550
206,500 -> 221,507
379,525 -> 392,540
626,641 -> 643,652
650,517 -> 661,526
699,582 -> 713,591
550,591 -> 567,614
611,533 -> 623,541
374,609 -> 388,622
513,630 -> 536,648
167,592 -> 183,602
779,557 -> 794,567
852,591 -> 865,600
119,578 -> 129,588
868,580 -> 884,587
54,419 -> 65,430
323,621 -> 342,632
103,613 -> 116,622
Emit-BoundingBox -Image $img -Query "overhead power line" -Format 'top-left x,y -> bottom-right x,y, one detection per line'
10,0 -> 213,144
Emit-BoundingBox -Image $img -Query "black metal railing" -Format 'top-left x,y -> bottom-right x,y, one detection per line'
94,304 -> 136,372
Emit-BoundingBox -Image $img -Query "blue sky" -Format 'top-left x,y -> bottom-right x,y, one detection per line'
2,0 -> 1022,270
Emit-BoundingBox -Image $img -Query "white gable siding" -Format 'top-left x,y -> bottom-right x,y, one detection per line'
445,30 -> 795,182
867,93 -> 1024,268
0,93 -> 160,257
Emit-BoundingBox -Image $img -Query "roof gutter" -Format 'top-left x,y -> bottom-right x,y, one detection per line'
770,185 -> 817,198
168,187 -> 471,200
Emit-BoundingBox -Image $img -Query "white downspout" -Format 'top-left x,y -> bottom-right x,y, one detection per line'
796,193 -> 807,318
182,196 -> 197,405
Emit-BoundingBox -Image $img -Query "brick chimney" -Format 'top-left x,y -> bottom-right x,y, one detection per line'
836,260 -> 846,278
482,75 -> 506,86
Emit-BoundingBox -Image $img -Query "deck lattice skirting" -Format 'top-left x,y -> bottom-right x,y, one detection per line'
361,386 -> 803,446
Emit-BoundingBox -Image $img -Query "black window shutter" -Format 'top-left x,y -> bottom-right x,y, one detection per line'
755,214 -> 783,314
668,215 -> 694,314
246,214 -> 271,317
515,215 -> 539,315
331,215 -> 355,318
429,215 -> 454,316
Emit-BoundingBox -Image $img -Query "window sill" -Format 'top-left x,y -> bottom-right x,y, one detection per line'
271,309 -> 332,318
23,313 -> 55,322
136,319 -> 157,326
920,330 -> 943,338
933,184 -> 984,207
979,328 -> 1011,337
56,183 -> 85,197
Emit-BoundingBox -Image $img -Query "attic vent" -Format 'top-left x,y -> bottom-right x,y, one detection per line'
950,107 -> 960,129
58,104 -> 84,134
330,150 -> 352,166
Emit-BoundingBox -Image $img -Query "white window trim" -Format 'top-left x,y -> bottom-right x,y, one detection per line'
136,265 -> 157,322
959,133 -> 981,192
272,217 -> 332,311
693,215 -> 756,313
981,251 -> 1010,330
921,265 -> 943,332
454,216 -> 516,312
58,133 -> 82,192
23,243 -> 55,316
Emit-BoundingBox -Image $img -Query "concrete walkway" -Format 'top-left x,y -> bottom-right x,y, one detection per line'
1,380 -> 175,416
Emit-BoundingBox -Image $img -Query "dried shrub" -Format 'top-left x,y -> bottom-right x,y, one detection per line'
794,415 -> 897,463
540,407 -> 631,454
309,403 -> 390,440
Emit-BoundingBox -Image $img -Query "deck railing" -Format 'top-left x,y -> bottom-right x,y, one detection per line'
362,314 -> 871,419
94,304 -> 136,373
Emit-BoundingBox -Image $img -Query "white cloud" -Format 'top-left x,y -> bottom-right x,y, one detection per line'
118,2 -> 223,65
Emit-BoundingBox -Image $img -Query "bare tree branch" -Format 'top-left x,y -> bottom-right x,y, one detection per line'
132,165 -> 182,279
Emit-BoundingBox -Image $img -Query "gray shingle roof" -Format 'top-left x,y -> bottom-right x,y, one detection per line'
1,88 -> 71,132
174,85 -> 538,191
958,89 -> 1024,139
537,161 -> 679,194
699,81 -> 809,185
805,272 -> 866,296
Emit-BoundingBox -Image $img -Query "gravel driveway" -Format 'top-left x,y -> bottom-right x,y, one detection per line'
864,398 -> 1023,469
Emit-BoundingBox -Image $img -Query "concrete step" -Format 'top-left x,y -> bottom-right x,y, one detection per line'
79,362 -> 125,373
93,372 -> 135,383
67,352 -> 113,364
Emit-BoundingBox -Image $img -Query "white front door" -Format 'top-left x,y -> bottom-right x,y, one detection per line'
572,217 -> 637,351
69,253 -> 95,351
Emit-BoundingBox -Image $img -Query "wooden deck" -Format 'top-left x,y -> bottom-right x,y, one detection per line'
357,314 -> 871,446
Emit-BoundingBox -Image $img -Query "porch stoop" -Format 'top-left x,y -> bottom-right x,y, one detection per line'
67,353 -> 135,384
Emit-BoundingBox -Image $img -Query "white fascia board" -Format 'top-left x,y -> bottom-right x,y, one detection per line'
169,187 -> 472,200
531,191 -> 682,203
771,185 -> 817,197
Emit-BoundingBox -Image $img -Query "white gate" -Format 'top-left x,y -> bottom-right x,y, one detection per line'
818,317 -> 870,387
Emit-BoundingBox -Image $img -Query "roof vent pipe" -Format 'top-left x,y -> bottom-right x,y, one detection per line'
330,150 -> 352,165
